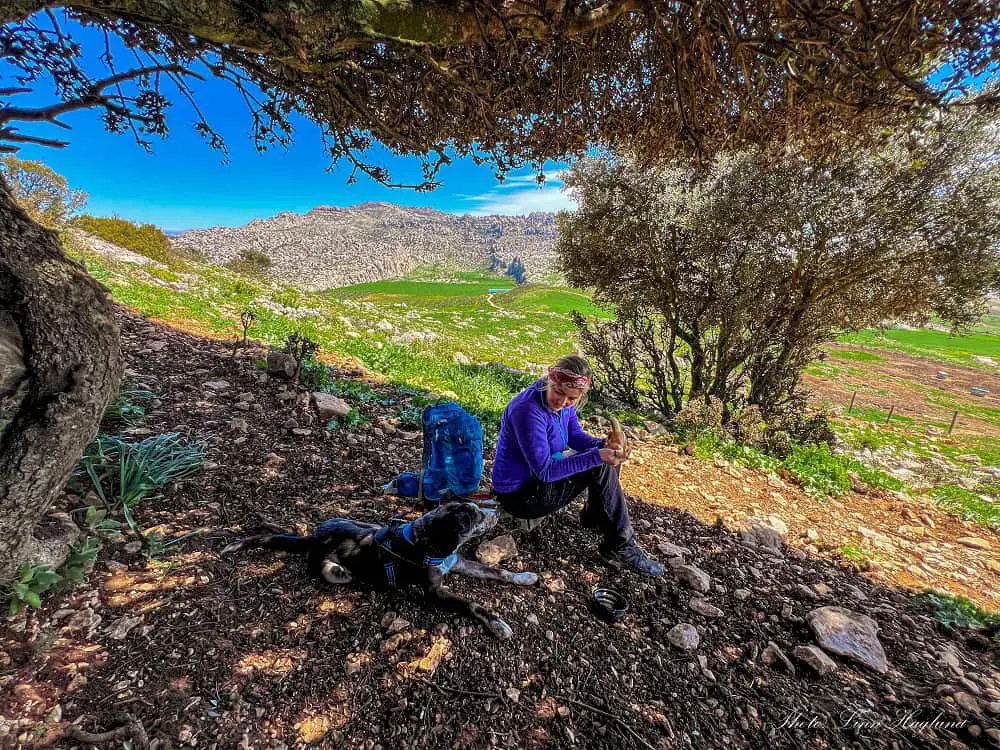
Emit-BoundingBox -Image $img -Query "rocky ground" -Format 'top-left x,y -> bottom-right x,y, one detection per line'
1,309 -> 998,749
625,447 -> 1000,613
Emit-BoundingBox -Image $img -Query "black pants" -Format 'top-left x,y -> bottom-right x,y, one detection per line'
494,464 -> 634,549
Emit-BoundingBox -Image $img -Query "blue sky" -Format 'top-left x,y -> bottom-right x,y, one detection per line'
1,16 -> 575,232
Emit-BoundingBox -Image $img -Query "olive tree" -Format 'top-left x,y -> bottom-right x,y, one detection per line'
0,155 -> 87,226
559,111 -> 1000,420
0,0 -> 997,580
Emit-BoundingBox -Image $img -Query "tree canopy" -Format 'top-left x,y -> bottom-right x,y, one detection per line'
558,110 -> 1000,420
1,2 -> 998,187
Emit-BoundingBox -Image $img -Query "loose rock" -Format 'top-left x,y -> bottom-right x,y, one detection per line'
805,606 -> 888,674
666,623 -> 700,651
476,535 -> 517,566
793,645 -> 838,676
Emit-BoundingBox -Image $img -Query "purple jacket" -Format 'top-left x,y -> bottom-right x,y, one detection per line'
490,379 -> 605,493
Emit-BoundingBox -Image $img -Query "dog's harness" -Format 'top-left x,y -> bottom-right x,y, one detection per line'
373,522 -> 458,588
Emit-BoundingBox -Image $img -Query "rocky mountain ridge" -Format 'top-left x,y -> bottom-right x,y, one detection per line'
171,202 -> 559,290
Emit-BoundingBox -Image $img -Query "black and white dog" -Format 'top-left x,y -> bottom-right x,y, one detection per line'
221,501 -> 536,638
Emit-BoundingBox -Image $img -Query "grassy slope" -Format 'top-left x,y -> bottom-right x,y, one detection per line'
88,251 -> 998,468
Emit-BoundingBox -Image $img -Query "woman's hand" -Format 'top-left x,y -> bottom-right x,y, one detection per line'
605,428 -> 623,451
599,447 -> 629,466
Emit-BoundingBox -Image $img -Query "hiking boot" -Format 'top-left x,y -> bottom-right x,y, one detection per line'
599,542 -> 665,577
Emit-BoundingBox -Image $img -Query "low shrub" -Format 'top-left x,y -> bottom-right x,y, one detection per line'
781,443 -> 851,499
930,485 -> 1000,530
227,248 -> 273,277
299,358 -> 334,392
103,386 -> 158,426
910,591 -> 1000,630
6,564 -> 61,616
74,215 -> 183,268
78,433 -> 206,509
838,544 -> 874,570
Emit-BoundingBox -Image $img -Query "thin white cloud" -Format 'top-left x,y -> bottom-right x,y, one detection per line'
461,171 -> 576,215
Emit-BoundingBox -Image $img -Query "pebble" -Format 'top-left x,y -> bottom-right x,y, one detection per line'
665,623 -> 700,651
762,641 -> 796,675
954,691 -> 981,714
793,645 -> 838,676
688,597 -> 724,618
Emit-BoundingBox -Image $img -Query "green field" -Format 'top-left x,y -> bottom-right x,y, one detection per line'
329,275 -> 508,299
839,328 -> 998,369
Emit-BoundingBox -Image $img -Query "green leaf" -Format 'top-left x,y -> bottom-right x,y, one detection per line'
35,571 -> 62,588
24,591 -> 42,608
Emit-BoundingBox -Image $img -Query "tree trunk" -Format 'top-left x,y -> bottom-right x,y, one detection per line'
0,178 -> 122,583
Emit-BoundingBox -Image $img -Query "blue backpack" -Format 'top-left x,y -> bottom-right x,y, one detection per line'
385,402 -> 484,504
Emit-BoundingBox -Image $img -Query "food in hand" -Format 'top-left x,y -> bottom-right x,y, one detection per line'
609,415 -> 628,454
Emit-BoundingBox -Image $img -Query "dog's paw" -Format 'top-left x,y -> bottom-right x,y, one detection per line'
220,541 -> 243,556
320,559 -> 353,585
487,618 -> 514,640
510,572 -> 538,586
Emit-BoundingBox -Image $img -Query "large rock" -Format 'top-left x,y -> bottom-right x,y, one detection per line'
475,535 -> 517,566
674,564 -> 711,593
805,606 -> 888,674
740,518 -> 786,551
313,392 -> 351,421
267,351 -> 298,379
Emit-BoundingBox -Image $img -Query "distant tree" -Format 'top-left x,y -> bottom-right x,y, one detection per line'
506,256 -> 527,285
1,0 -> 998,582
488,250 -> 505,274
227,248 -> 273,277
0,156 -> 86,227
559,111 -> 1000,421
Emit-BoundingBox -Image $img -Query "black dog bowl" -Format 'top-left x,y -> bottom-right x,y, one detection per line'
591,587 -> 629,622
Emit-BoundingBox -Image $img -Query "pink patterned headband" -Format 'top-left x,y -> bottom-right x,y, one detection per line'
547,366 -> 591,390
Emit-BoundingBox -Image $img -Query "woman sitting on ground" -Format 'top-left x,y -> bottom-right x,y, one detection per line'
490,354 -> 664,577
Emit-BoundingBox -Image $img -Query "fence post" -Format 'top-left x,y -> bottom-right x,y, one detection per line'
848,391 -> 857,413
885,405 -> 895,424
948,410 -> 959,435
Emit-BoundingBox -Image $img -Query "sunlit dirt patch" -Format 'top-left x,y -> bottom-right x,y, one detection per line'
230,559 -> 287,583
234,649 -> 307,677
316,592 -> 359,615
398,635 -> 453,676
102,568 -> 199,608
293,684 -> 351,744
